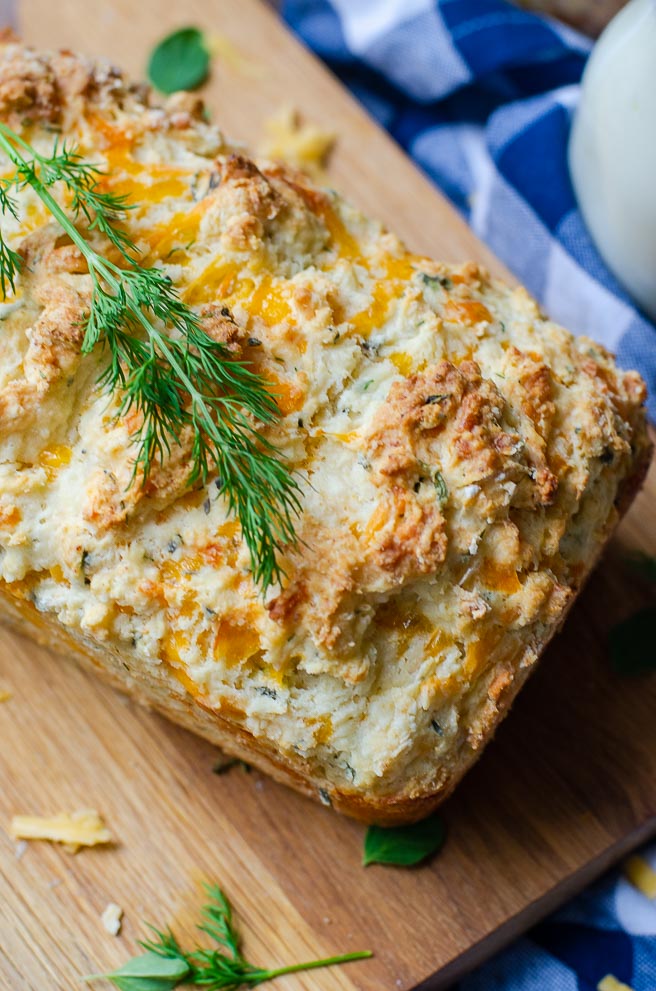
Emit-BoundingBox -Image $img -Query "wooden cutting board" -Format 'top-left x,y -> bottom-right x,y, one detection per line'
2,1 -> 655,988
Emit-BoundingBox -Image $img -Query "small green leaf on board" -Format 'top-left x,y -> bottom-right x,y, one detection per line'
363,813 -> 446,867
148,28 -> 210,94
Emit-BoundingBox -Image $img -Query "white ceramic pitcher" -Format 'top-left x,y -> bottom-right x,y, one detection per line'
569,0 -> 656,321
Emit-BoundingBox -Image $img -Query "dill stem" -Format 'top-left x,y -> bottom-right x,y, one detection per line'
261,949 -> 374,980
0,125 -> 98,261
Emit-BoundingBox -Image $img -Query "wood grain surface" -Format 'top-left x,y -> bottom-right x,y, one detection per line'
2,1 -> 655,989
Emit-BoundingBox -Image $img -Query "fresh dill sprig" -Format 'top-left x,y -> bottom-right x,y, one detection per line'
0,174 -> 22,295
0,122 -> 301,590
84,883 -> 372,990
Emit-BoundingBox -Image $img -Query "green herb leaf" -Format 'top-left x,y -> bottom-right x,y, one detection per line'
84,951 -> 189,990
609,607 -> 656,675
420,272 -> 451,290
434,470 -> 448,507
147,28 -> 210,95
363,813 -> 446,867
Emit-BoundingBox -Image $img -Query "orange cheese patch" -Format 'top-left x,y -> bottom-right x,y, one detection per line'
375,599 -> 433,654
389,351 -> 413,376
479,559 -> 523,595
317,202 -> 362,261
268,375 -> 305,415
159,555 -> 205,586
0,506 -> 21,527
464,629 -> 502,678
213,619 -> 261,667
248,274 -> 292,325
350,282 -> 394,337
38,445 -> 72,479
382,254 -> 418,281
183,260 -> 240,305
144,203 -> 208,262
444,299 -> 492,325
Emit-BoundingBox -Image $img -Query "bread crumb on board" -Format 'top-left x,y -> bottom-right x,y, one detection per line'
101,902 -> 124,936
0,689 -> 11,702
10,810 -> 112,853
623,854 -> 656,899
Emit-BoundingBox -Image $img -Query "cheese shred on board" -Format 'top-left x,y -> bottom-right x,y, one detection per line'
10,810 -> 112,851
260,106 -> 335,176
598,976 -> 636,991
623,854 -> 656,899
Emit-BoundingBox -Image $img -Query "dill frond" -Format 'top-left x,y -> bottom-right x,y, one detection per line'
0,122 -> 301,590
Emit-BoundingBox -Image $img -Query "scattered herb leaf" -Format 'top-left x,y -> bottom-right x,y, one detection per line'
609,607 -> 656,676
363,813 -> 446,867
85,885 -> 371,989
434,471 -> 448,507
84,951 -> 189,990
420,272 -> 452,290
147,28 -> 210,95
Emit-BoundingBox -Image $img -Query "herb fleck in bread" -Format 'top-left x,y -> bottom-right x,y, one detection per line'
0,41 -> 650,824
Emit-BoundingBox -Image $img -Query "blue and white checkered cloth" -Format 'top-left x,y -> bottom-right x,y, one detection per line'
282,2 -> 656,988
283,0 -> 656,423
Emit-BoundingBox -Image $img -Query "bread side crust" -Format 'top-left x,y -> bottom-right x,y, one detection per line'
1,444 -> 650,825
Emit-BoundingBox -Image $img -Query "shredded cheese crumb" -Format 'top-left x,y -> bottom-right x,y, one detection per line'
623,854 -> 656,899
0,690 -> 11,702
101,902 -> 124,936
10,809 -> 112,852
598,977 -> 635,991
259,106 -> 335,178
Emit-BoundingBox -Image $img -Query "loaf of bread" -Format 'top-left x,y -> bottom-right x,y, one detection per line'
0,42 -> 650,824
